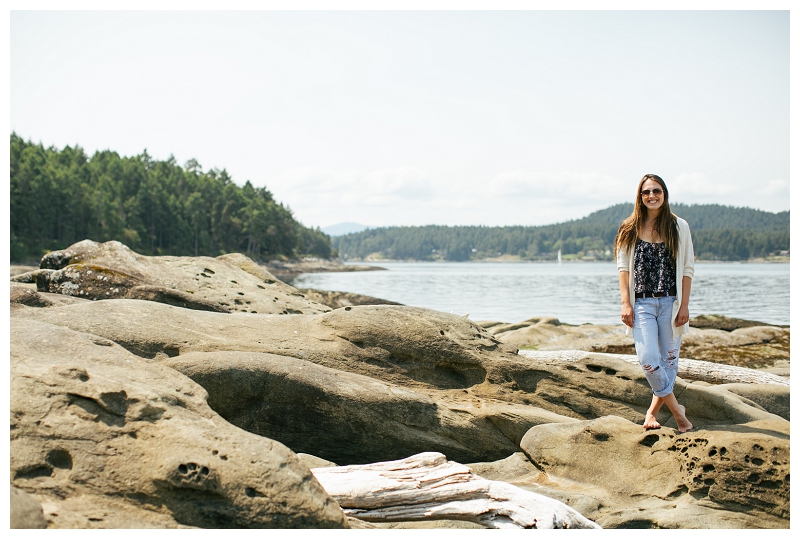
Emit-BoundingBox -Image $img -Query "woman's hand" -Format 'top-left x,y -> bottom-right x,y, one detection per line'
620,301 -> 634,328
676,303 -> 690,327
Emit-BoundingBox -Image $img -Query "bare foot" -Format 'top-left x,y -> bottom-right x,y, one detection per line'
643,412 -> 661,429
674,405 -> 693,433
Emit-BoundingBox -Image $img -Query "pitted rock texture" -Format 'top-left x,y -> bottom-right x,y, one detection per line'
520,416 -> 789,527
12,300 -> 785,465
34,239 -> 330,315
10,317 -> 348,529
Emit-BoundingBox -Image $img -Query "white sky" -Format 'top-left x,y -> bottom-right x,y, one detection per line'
9,5 -> 791,230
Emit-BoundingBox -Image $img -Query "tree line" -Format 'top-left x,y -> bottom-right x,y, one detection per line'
332,203 -> 789,262
10,133 -> 334,262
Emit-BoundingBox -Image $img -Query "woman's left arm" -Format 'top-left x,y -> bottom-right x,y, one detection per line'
676,276 -> 691,327
677,219 -> 695,327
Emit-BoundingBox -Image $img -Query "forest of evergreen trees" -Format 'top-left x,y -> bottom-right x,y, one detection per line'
10,133 -> 333,262
333,203 -> 789,262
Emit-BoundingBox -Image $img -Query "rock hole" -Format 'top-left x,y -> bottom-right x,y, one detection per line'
230,280 -> 238,284
344,306 -> 351,311
746,473 -> 760,483
178,464 -> 188,474
200,467 -> 209,476
257,285 -> 265,289
88,518 -> 103,522
704,478 -> 715,485
203,268 -> 216,275
639,434 -> 659,447
702,464 -> 715,472
163,346 -> 180,358
245,487 -> 266,498
14,465 -> 52,480
604,368 -> 617,375
47,449 -> 73,470
587,364 -> 603,372
719,447 -> 727,456
708,448 -> 717,457
212,450 -> 218,455
220,456 -> 228,461
237,292 -> 244,296
440,330 -> 445,336
751,457 -> 764,466
593,432 -> 610,442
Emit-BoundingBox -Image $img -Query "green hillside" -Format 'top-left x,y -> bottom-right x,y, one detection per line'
10,133 -> 333,262
333,204 -> 789,262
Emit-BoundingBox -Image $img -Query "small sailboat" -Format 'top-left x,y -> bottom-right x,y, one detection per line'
557,249 -> 562,265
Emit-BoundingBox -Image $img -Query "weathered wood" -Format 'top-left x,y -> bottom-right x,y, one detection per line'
518,350 -> 789,387
311,452 -> 600,529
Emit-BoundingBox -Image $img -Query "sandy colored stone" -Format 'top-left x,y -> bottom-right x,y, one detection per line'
520,416 -> 789,527
297,288 -> 402,309
34,239 -> 330,315
10,317 -> 348,529
165,350 -> 574,465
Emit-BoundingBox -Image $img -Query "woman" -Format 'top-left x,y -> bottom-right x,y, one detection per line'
615,174 -> 694,433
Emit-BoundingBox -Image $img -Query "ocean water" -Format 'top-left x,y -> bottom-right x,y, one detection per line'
291,262 -> 790,326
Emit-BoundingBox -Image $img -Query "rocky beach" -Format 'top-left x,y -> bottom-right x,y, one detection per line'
10,240 -> 790,529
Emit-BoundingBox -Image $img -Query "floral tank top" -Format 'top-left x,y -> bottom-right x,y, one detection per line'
633,239 -> 677,294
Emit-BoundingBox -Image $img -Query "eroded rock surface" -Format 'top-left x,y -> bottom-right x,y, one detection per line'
33,240 -> 330,315
12,300 -> 785,462
297,288 -> 402,309
164,350 -> 573,464
519,416 -> 789,528
10,318 -> 348,529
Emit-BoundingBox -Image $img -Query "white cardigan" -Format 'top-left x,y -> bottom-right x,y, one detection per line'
616,216 -> 695,338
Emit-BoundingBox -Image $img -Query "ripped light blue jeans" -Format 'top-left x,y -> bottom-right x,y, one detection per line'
633,296 -> 681,398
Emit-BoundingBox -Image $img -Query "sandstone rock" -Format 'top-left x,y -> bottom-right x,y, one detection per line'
11,300 -> 518,389
297,288 -> 402,309
164,350 -> 574,464
12,300 -> 784,464
10,318 -> 348,528
10,284 -> 91,308
10,487 -> 48,529
482,316 -> 790,371
11,264 -> 38,277
34,240 -> 330,315
690,314 -> 787,331
519,416 -> 789,527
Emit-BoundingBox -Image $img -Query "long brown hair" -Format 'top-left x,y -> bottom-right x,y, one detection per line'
614,174 -> 679,259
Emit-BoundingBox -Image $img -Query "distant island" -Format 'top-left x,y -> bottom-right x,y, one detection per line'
332,204 -> 789,263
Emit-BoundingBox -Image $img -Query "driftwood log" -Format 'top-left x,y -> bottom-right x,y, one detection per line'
311,452 -> 600,529
518,350 -> 789,387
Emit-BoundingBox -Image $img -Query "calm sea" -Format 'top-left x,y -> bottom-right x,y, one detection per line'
291,262 -> 790,326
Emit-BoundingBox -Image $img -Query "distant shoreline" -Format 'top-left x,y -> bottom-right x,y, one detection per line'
340,257 -> 790,265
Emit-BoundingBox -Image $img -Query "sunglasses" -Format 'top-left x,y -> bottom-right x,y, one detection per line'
641,188 -> 663,196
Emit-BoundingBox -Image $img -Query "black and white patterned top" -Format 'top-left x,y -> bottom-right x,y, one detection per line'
633,239 -> 677,294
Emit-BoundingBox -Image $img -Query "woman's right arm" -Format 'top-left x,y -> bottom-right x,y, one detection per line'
619,270 -> 634,327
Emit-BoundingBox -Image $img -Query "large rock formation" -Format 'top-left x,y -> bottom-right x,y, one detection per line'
29,240 -> 330,315
519,416 -> 789,528
12,299 -> 785,461
10,317 -> 348,528
163,350 -> 572,464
